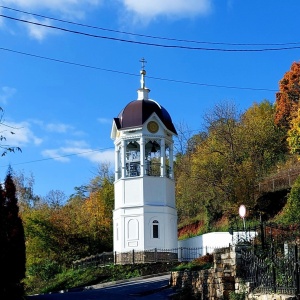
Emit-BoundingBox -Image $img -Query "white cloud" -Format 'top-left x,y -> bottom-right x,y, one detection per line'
41,121 -> 84,136
46,123 -> 74,133
77,149 -> 115,164
98,118 -> 111,124
2,0 -> 103,39
3,0 -> 101,16
24,16 -> 55,41
41,149 -> 70,162
1,121 -> 43,147
0,87 -> 17,104
42,141 -> 115,164
65,140 -> 89,148
120,0 -> 213,21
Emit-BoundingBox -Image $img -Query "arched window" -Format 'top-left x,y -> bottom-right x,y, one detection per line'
152,220 -> 159,238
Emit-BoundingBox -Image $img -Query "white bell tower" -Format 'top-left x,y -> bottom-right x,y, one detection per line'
111,61 -> 178,258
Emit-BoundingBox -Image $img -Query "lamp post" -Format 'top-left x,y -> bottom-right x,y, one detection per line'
239,204 -> 247,242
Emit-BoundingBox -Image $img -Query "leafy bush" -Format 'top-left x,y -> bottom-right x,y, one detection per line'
173,254 -> 213,271
27,259 -> 61,281
276,175 -> 300,225
25,262 -> 178,295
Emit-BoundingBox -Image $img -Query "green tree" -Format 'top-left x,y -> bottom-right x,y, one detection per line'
175,100 -> 286,229
0,108 -> 22,157
0,169 -> 26,299
237,100 -> 286,210
277,175 -> 300,224
0,183 -> 7,296
23,163 -> 114,292
287,108 -> 300,155
13,171 -> 41,209
240,100 -> 286,177
175,131 -> 208,224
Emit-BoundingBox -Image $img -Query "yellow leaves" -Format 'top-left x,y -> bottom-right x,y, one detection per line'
82,190 -> 111,232
175,100 -> 286,226
287,109 -> 300,155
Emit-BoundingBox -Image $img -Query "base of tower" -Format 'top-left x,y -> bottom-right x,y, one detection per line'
114,249 -> 178,264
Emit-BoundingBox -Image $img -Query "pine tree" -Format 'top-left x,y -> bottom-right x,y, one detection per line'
0,183 -> 7,297
0,169 -> 26,299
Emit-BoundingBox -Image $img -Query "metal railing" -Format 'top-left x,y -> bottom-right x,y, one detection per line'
123,161 -> 172,178
232,222 -> 300,296
257,169 -> 300,194
73,252 -> 114,269
73,246 -> 219,269
240,243 -> 300,295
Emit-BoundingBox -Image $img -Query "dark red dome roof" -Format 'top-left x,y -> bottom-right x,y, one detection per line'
114,99 -> 177,134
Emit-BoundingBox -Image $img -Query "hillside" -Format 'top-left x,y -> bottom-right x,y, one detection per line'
178,164 -> 295,239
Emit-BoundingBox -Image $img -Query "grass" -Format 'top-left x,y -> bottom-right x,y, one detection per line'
172,254 -> 213,272
25,262 -> 179,295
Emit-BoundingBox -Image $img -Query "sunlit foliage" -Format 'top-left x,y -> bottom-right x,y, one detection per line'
19,164 -> 114,294
275,62 -> 300,129
175,100 -> 286,228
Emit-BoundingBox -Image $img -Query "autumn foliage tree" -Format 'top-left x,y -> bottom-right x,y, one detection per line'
275,62 -> 300,129
277,175 -> 300,225
0,168 -> 26,299
175,101 -> 286,229
287,109 -> 300,154
22,164 -> 114,293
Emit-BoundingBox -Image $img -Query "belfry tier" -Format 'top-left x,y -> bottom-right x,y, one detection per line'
110,70 -> 177,183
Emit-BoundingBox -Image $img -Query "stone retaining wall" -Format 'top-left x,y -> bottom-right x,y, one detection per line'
170,246 -> 247,299
170,246 -> 297,299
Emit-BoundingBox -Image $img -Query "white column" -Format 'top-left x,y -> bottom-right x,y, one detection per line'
160,139 -> 165,177
140,137 -> 145,176
115,143 -> 120,181
121,139 -> 126,178
169,143 -> 174,179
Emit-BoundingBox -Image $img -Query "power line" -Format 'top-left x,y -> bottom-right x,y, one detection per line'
1,4 -> 299,47
0,46 -> 137,76
0,47 -> 278,92
0,147 -> 114,167
2,13 -> 300,52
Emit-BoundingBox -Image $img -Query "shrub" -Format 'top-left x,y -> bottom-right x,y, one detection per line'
173,254 -> 213,271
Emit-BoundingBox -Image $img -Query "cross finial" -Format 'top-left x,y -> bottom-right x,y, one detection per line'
140,57 -> 147,70
139,58 -> 147,89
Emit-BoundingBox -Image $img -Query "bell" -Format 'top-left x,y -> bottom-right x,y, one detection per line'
127,142 -> 138,150
151,144 -> 157,153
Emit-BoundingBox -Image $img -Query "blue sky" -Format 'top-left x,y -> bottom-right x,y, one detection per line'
0,0 -> 299,198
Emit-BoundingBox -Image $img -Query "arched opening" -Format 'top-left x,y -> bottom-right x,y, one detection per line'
145,140 -> 161,176
126,140 -> 140,177
152,220 -> 159,239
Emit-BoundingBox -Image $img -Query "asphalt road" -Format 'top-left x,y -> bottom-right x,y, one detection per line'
26,274 -> 177,300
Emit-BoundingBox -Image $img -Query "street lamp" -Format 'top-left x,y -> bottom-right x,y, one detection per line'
239,204 -> 247,241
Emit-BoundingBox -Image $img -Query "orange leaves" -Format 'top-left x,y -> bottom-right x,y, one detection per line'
275,62 -> 300,128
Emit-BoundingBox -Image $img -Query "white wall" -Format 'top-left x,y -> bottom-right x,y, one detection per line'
178,231 -> 257,257
178,232 -> 232,256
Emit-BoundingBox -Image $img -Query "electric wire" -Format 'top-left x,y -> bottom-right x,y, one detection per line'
0,5 -> 286,194
0,47 -> 278,92
0,147 -> 115,168
1,4 -> 299,47
1,14 -> 300,52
